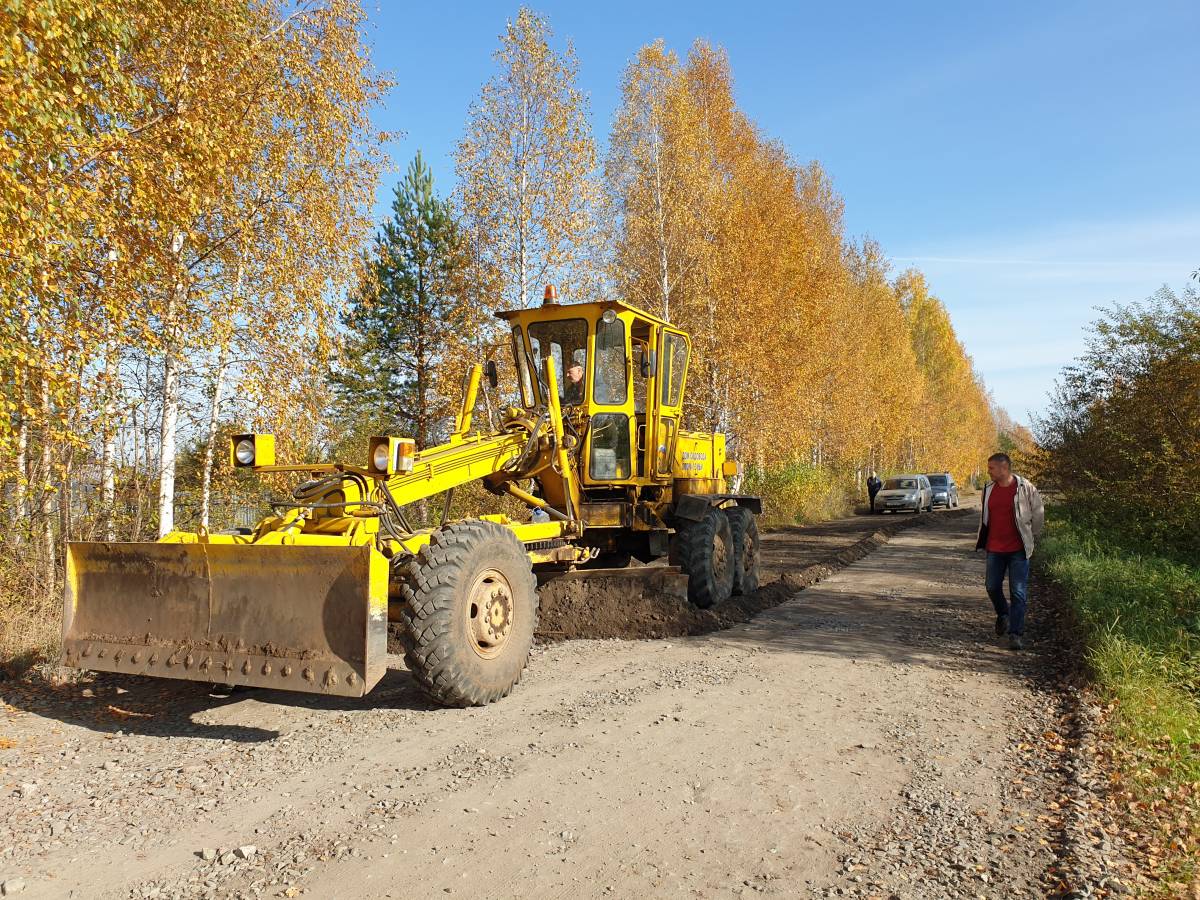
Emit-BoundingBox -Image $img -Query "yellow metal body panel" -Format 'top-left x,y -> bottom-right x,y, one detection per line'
671,430 -> 727,498
383,430 -> 529,507
674,431 -> 726,479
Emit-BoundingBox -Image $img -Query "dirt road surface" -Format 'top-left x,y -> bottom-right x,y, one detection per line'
1,509 -> 1091,899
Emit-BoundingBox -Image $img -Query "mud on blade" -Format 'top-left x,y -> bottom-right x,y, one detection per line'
61,542 -> 388,697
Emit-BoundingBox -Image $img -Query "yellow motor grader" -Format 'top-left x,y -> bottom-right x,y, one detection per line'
61,290 -> 762,706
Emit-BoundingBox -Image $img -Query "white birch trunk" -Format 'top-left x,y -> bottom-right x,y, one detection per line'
100,340 -> 118,540
157,343 -> 179,538
157,263 -> 184,538
518,171 -> 528,307
652,123 -> 670,319
39,377 -> 54,597
131,384 -> 143,540
14,384 -> 28,536
518,97 -> 529,307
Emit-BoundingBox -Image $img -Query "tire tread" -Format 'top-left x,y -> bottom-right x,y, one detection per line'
394,519 -> 538,707
672,508 -> 734,608
725,505 -> 760,596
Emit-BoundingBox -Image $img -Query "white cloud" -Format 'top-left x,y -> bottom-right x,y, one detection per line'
892,211 -> 1200,283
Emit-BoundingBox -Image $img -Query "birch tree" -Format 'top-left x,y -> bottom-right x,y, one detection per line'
606,41 -> 697,319
1,0 -> 387,542
455,7 -> 599,308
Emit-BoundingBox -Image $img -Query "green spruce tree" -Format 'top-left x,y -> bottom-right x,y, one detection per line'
333,152 -> 475,448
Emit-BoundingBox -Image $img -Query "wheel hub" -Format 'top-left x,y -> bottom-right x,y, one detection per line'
466,569 -> 515,659
712,532 -> 729,578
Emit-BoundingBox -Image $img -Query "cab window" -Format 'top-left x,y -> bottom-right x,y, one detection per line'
589,413 -> 631,480
660,332 -> 688,407
529,319 -> 587,407
632,341 -> 649,414
593,315 -> 627,406
511,326 -> 535,407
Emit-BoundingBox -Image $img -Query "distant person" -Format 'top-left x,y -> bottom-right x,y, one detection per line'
976,452 -> 1044,650
563,362 -> 585,405
866,471 -> 882,513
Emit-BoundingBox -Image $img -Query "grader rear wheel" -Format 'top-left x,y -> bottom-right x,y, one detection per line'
724,505 -> 760,596
671,507 -> 735,609
395,520 -> 538,707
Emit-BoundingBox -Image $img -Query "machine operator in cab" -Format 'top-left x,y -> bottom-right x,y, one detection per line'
563,361 -> 585,405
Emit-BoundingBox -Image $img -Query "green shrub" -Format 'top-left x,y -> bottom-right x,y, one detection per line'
1035,286 -> 1200,559
743,462 -> 852,527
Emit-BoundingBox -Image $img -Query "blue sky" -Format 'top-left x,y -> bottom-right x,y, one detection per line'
363,1 -> 1199,425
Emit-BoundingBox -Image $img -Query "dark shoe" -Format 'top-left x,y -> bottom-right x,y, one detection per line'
1008,634 -> 1025,651
995,615 -> 1009,636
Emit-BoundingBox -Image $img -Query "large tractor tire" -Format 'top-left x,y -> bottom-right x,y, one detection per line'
724,505 -> 760,596
395,520 -> 538,707
671,507 -> 735,609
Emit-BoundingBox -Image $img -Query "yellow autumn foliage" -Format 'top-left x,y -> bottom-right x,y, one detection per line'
608,40 -> 997,520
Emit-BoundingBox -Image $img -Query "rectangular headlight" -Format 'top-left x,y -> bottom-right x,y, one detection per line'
369,436 -> 416,475
229,433 -> 275,468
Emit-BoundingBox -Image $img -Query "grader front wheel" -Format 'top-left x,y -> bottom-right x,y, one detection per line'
395,521 -> 538,707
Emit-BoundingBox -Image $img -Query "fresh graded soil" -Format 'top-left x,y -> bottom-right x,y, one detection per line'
535,508 -> 971,642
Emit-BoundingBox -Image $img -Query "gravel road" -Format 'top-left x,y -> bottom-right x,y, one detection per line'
1,509 -> 1120,899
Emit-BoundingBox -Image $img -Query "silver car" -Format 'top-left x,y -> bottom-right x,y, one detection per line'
875,474 -> 932,514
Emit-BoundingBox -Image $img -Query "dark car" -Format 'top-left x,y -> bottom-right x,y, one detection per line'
924,473 -> 959,508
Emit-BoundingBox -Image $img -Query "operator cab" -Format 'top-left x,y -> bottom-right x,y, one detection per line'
496,287 -> 691,489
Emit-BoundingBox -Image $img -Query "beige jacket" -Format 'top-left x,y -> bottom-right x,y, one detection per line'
975,475 -> 1045,559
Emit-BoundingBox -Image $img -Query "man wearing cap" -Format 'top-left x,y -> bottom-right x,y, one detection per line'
563,362 -> 585,405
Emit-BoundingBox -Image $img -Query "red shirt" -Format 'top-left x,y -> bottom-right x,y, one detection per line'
986,480 -> 1023,553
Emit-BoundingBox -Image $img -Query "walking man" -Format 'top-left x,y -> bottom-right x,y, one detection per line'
976,452 -> 1044,650
867,471 -> 882,513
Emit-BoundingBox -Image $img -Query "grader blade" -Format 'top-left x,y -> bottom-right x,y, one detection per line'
61,542 -> 389,697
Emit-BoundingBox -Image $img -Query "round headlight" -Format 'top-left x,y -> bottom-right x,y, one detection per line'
372,443 -> 391,472
601,309 -> 617,324
234,439 -> 255,466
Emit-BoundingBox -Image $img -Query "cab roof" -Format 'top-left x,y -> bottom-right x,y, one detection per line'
494,298 -> 672,329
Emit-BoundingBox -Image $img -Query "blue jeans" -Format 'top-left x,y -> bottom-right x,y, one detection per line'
986,551 -> 1030,635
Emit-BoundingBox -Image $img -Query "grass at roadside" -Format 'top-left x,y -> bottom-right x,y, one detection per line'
1039,508 -> 1200,892
0,546 -> 60,679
